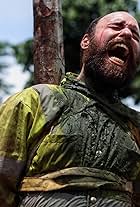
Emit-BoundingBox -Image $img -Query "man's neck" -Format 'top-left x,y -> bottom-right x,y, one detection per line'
77,69 -> 119,103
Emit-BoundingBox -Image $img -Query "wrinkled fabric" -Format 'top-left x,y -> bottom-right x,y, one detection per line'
0,73 -> 140,206
19,191 -> 132,207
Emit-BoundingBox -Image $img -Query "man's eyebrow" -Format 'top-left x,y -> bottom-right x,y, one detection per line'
107,21 -> 126,28
109,19 -> 125,24
108,20 -> 140,33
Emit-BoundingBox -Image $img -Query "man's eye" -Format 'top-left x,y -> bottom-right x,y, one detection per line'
133,34 -> 140,41
132,30 -> 140,41
110,25 -> 121,30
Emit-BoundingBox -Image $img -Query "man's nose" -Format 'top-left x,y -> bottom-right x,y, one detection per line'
118,28 -> 132,39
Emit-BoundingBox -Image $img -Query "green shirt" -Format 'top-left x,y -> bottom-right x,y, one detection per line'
0,73 -> 140,206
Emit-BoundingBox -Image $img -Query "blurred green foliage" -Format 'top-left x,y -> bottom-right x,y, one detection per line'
0,42 -> 14,99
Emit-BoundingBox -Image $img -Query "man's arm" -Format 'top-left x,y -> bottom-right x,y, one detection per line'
0,89 -> 37,207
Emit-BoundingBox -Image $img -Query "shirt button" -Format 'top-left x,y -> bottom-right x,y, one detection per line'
90,196 -> 97,203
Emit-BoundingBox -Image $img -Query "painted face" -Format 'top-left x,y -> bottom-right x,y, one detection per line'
83,11 -> 140,88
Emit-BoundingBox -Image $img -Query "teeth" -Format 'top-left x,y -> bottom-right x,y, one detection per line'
112,43 -> 127,50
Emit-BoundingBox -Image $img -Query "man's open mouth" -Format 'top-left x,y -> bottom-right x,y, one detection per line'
108,43 -> 129,66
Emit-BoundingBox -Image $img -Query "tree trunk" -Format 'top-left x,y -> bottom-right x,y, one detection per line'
33,0 -> 65,84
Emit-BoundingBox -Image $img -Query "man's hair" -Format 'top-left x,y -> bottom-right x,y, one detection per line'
85,16 -> 102,36
80,16 -> 102,68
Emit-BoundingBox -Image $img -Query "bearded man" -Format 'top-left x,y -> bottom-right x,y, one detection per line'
0,11 -> 140,207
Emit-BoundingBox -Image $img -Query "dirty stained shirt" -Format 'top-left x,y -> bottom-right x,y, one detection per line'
0,72 -> 140,206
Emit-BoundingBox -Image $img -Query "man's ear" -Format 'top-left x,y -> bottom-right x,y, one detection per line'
80,34 -> 90,49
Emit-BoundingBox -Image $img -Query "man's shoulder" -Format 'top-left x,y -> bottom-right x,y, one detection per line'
4,83 -> 64,103
1,86 -> 40,111
1,83 -> 68,114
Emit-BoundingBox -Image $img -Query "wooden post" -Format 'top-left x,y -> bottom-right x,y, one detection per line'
33,0 -> 65,84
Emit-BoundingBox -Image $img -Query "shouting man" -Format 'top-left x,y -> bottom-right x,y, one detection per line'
0,11 -> 140,207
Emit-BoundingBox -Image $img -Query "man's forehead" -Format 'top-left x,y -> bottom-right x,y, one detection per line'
99,11 -> 139,28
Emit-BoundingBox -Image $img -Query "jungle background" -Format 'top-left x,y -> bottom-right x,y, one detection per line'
1,0 -> 140,106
